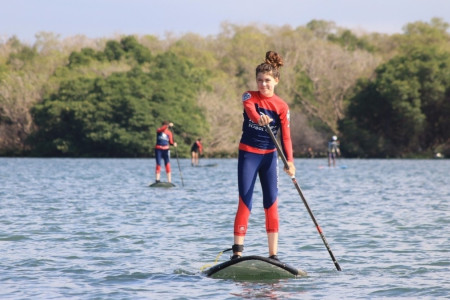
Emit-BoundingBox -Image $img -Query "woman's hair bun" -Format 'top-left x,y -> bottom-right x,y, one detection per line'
255,50 -> 283,78
264,51 -> 284,69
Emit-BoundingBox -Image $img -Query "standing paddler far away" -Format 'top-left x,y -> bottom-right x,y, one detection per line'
327,135 -> 341,167
190,138 -> 203,166
231,51 -> 295,261
154,121 -> 177,183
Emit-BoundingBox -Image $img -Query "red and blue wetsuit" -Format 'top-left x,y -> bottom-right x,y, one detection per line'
234,91 -> 294,236
155,124 -> 174,174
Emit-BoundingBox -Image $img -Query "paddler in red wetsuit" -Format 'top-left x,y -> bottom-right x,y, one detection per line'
154,121 -> 177,183
190,138 -> 203,166
231,51 -> 295,261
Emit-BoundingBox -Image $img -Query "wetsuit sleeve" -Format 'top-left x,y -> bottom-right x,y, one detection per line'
242,93 -> 261,124
280,106 -> 294,162
168,130 -> 174,145
157,124 -> 169,133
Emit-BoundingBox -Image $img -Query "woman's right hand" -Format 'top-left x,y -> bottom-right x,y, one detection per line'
258,114 -> 272,126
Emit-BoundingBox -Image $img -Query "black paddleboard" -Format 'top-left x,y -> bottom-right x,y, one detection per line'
204,255 -> 306,280
148,182 -> 176,188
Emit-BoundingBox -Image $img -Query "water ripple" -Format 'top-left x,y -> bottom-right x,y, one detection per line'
0,158 -> 449,299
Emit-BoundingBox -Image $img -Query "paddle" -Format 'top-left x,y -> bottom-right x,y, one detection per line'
262,121 -> 342,271
173,145 -> 184,187
168,125 -> 184,187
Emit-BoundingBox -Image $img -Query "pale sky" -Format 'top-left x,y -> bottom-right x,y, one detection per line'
1,0 -> 449,43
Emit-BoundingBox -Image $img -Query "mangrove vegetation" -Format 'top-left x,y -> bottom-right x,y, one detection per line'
1,18 -> 449,158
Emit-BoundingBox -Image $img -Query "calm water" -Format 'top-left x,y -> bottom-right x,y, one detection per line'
1,158 -> 449,299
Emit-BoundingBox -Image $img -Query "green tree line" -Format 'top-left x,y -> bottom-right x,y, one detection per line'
0,18 -> 449,158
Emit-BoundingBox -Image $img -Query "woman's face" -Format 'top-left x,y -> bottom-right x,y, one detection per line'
256,72 -> 278,97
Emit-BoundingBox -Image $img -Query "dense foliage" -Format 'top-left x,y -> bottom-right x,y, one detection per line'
339,19 -> 450,157
0,19 -> 449,158
339,48 -> 450,157
30,39 -> 208,157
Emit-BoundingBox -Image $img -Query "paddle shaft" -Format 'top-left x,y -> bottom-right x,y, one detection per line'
263,123 -> 342,271
174,146 -> 184,187
169,127 -> 184,187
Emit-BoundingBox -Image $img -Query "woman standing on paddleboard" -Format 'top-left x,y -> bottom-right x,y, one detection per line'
154,121 -> 177,183
232,51 -> 295,260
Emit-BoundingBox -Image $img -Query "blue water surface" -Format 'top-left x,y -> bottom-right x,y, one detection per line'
0,158 -> 449,299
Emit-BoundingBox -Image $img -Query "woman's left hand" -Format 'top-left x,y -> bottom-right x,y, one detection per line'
284,162 -> 296,177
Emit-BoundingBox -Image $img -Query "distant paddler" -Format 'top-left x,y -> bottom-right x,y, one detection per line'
154,121 -> 177,183
327,135 -> 341,167
191,138 -> 203,167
